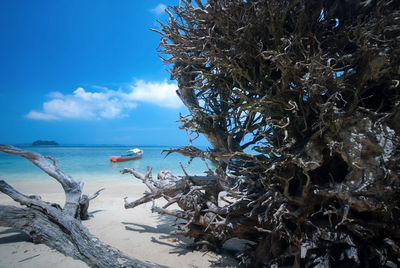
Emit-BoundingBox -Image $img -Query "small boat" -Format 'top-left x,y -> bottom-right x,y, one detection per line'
109,148 -> 143,162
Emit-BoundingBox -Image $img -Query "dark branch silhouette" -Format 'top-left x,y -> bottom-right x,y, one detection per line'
125,0 -> 400,266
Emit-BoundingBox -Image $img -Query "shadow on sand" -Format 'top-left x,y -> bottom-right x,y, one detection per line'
122,214 -> 244,267
0,228 -> 31,244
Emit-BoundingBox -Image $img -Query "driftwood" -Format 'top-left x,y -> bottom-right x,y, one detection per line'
125,0 -> 400,267
0,145 -> 164,268
0,145 -> 85,217
80,188 -> 105,220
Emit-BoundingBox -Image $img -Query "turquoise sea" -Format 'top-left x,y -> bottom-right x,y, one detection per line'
0,146 -> 210,185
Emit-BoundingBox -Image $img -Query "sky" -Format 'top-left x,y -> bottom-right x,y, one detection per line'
0,0 -> 208,146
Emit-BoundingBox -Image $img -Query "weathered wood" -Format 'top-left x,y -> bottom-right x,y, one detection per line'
0,180 -> 165,267
0,145 -> 82,217
132,0 -> 400,266
122,168 -> 260,251
122,167 -> 222,209
0,146 -> 167,268
0,180 -> 163,268
79,188 -> 104,220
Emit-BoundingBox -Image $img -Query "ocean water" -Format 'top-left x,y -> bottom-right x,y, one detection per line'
0,146 -> 211,185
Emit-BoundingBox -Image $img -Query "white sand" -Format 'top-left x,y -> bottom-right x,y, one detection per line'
0,182 -> 239,267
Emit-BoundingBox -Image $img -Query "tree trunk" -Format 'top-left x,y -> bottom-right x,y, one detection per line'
0,145 -> 165,268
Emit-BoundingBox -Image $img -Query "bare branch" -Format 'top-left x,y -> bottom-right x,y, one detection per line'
0,145 -> 82,217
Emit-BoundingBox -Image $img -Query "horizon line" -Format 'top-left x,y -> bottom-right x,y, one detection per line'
7,143 -> 207,148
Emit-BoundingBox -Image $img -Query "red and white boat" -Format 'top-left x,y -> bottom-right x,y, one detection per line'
109,148 -> 143,162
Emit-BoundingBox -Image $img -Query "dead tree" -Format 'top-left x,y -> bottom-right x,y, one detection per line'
124,0 -> 400,267
0,145 -> 164,268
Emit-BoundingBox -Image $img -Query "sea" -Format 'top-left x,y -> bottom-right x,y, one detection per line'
0,146 -> 211,185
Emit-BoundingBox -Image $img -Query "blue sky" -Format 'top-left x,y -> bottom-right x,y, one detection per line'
0,0 -> 207,146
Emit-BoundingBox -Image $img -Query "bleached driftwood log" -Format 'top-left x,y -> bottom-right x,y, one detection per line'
0,145 -> 84,217
0,145 -> 164,268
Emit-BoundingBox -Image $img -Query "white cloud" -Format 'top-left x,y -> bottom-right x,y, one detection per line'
26,79 -> 181,121
127,79 -> 180,108
26,88 -> 131,120
26,111 -> 59,120
151,3 -> 167,16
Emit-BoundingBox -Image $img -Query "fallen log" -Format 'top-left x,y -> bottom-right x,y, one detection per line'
0,145 -> 165,268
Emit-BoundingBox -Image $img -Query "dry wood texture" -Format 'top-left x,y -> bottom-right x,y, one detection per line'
0,145 -> 163,268
125,0 -> 400,266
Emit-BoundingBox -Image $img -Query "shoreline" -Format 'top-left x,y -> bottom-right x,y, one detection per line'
0,181 -> 240,267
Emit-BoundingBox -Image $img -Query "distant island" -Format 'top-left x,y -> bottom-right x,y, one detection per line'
32,140 -> 59,146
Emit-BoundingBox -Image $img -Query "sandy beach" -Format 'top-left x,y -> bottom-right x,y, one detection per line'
0,182 -> 240,267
